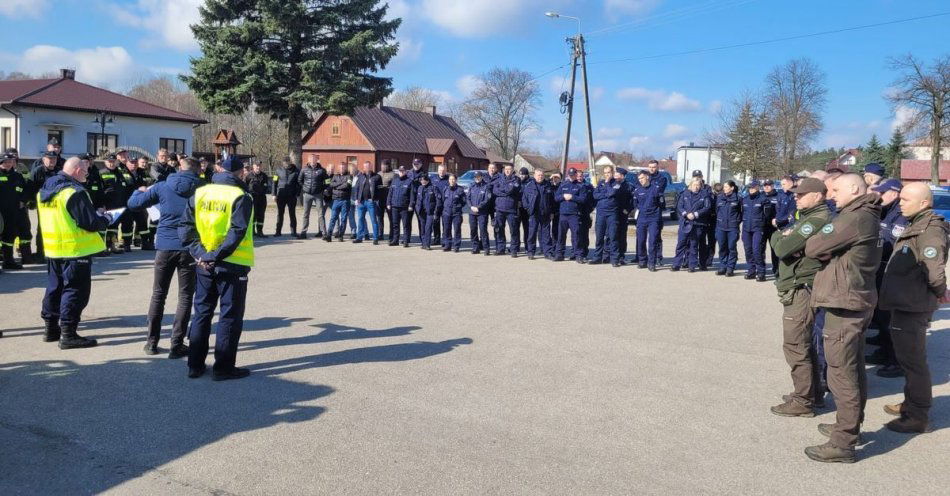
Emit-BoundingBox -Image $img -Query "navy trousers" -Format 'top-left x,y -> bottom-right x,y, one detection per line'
742,229 -> 765,276
188,266 -> 248,372
469,213 -> 490,252
494,211 -> 520,253
42,257 -> 92,327
716,228 -> 739,270
617,218 -> 629,261
655,220 -> 664,264
556,214 -> 581,259
636,219 -> 661,266
420,212 -> 437,248
526,213 -> 553,257
578,214 -> 592,258
672,224 -> 703,269
441,214 -> 463,250
390,207 -> 411,244
592,211 -> 619,263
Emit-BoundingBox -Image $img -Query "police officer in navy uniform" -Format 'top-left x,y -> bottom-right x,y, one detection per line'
386,166 -> 413,247
432,164 -> 450,246
762,179 -> 780,274
775,175 -> 798,231
715,180 -> 742,276
440,173 -> 466,252
179,157 -> 254,381
485,163 -> 502,247
590,166 -> 622,266
37,157 -> 113,348
672,177 -> 712,272
554,168 -> 589,262
522,168 -> 555,261
576,174 -> 595,263
868,178 -> 908,378
414,174 -> 439,250
467,171 -> 492,255
549,173 -> 562,245
407,158 -> 428,243
492,164 -> 522,257
517,167 -> 531,251
646,160 -> 668,264
741,180 -> 769,282
613,168 -> 634,265
29,151 -> 65,263
633,170 -> 663,271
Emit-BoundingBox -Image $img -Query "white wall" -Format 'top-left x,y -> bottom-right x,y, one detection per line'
906,145 -> 950,161
11,106 -> 195,159
0,114 -> 15,150
676,147 -> 730,184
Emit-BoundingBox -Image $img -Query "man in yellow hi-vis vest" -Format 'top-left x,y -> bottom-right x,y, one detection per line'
37,157 -> 113,349
179,157 -> 254,381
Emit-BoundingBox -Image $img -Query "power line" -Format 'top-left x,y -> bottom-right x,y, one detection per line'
529,63 -> 570,82
588,11 -> 950,65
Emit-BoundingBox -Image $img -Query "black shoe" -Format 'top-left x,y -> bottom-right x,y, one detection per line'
589,260 -> 603,265
352,239 -> 363,244
716,268 -> 726,275
453,248 -> 459,253
403,243 -> 410,248
553,256 -> 564,262
576,258 -> 587,264
876,364 -> 904,378
58,326 -> 97,349
638,264 -> 647,269
298,233 -> 307,240
443,247 -> 451,252
188,365 -> 206,379
472,250 -> 480,255
670,266 -> 680,272
212,367 -> 251,382
528,254 -> 535,260
648,265 -> 657,272
144,342 -> 159,355
757,274 -> 767,282
865,350 -> 890,365
744,272 -> 756,280
726,269 -> 735,277
324,236 -> 332,242
168,344 -> 190,360
511,252 -> 518,258
688,267 -> 697,273
43,320 -> 61,342
389,241 -> 398,246
612,262 -> 621,267
373,240 -> 379,245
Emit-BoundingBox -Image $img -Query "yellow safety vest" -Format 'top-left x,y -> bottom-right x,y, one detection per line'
194,184 -> 255,267
36,188 -> 106,258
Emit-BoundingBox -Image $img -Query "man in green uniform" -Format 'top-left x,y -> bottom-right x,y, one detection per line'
878,182 -> 949,433
769,178 -> 832,418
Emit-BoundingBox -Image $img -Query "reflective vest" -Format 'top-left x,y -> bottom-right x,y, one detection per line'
194,184 -> 254,266
36,188 -> 106,258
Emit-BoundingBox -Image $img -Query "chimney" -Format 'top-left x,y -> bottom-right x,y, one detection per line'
60,69 -> 75,80
424,105 -> 436,116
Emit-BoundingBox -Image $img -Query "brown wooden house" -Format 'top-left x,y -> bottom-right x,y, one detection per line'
302,105 -> 488,173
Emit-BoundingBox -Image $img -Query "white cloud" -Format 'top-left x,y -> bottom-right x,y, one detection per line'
550,75 -> 569,95
394,37 -> 423,64
589,86 -> 605,102
594,139 -> 620,150
420,0 -> 572,37
597,127 -> 624,139
17,45 -> 136,88
663,123 -> 689,138
707,100 -> 722,114
108,0 -> 202,51
670,139 -> 691,150
891,105 -> 917,132
456,75 -> 482,96
628,135 -> 650,147
605,0 -> 662,16
0,0 -> 48,18
616,87 -> 703,112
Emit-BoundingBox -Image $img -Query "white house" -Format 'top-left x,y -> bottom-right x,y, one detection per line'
905,141 -> 950,161
0,69 -> 205,160
675,143 -> 732,183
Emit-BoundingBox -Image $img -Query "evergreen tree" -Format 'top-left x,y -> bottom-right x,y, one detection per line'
885,128 -> 909,178
183,0 -> 401,165
860,133 -> 887,168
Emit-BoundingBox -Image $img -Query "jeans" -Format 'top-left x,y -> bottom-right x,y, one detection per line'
301,193 -> 326,235
275,194 -> 297,234
355,200 -> 380,241
328,200 -> 349,237
146,250 -> 196,347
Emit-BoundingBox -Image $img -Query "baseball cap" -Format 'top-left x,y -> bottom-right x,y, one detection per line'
616,167 -> 628,175
763,179 -> 774,186
871,178 -> 902,193
43,150 -> 58,158
1,152 -> 16,161
519,167 -> 529,175
789,177 -> 826,195
864,163 -> 885,177
747,180 -> 761,188
567,168 -> 577,176
222,157 -> 244,172
691,169 -> 703,177
397,165 -> 407,172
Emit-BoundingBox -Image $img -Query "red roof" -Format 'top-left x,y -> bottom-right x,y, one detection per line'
0,76 -> 205,123
900,159 -> 950,182
567,161 -> 588,171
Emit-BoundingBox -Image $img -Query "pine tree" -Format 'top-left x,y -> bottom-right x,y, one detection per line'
861,134 -> 887,167
885,128 -> 909,178
183,0 -> 401,165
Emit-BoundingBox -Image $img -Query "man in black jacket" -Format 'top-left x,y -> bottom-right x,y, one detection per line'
246,161 -> 271,237
325,164 -> 352,241
28,151 -> 63,263
273,158 -> 300,236
299,158 -> 327,239
353,161 -> 381,244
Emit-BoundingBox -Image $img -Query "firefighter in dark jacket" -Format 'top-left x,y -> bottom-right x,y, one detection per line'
246,162 -> 271,237
0,151 -> 30,268
878,182 -> 949,434
117,150 -> 151,250
99,154 -> 131,254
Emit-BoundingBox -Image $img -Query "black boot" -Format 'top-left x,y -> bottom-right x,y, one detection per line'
43,319 -> 61,342
59,325 -> 97,349
123,238 -> 132,252
20,245 -> 35,264
2,245 -> 23,270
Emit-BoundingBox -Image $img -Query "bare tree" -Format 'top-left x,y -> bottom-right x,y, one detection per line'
765,58 -> 827,171
386,86 -> 444,112
460,68 -> 541,160
708,91 -> 777,179
886,54 -> 950,184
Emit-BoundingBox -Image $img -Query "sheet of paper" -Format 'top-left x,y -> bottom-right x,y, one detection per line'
105,207 -> 126,225
146,205 -> 161,222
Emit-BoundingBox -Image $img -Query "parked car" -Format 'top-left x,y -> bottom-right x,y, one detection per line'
457,169 -> 488,193
933,190 -> 950,219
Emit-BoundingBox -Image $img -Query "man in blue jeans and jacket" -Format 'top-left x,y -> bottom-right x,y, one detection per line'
353,161 -> 380,244
128,157 -> 202,358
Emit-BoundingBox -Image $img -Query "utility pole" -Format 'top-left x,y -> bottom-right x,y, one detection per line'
577,34 -> 596,185
559,38 -> 579,177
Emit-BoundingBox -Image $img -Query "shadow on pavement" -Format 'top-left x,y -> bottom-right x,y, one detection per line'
240,322 -> 421,352
0,251 -> 158,295
857,395 -> 950,460
0,358 -> 333,494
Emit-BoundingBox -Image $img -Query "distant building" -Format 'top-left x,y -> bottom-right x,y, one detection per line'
514,153 -> 560,174
826,149 -> 861,171
483,149 -> 513,168
904,141 -> 950,161
900,159 -> 950,185
675,143 -> 731,183
0,69 -> 205,159
301,105 -> 488,173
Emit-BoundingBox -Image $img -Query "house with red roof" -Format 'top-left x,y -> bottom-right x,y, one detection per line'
302,105 -> 488,173
0,69 -> 205,160
900,159 -> 950,185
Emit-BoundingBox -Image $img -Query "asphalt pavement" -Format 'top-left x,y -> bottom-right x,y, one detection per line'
1,209 -> 949,495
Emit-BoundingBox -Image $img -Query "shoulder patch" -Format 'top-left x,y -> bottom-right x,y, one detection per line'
821,224 -> 834,234
799,223 -> 814,236
923,246 -> 938,259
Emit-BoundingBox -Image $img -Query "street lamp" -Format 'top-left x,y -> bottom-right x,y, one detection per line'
92,110 -> 114,158
545,11 -> 580,34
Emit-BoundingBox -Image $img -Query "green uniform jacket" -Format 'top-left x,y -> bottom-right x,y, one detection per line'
879,209 -> 949,313
805,193 -> 882,312
770,203 -> 832,294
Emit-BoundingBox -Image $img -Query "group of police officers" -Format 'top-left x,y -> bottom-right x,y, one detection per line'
2,142 -> 947,462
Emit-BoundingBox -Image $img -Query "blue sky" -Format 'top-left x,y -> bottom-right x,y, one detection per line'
0,0 -> 946,158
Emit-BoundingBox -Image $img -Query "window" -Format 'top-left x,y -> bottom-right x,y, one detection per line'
87,133 -> 118,155
1,127 -> 11,150
331,123 -> 341,136
159,138 -> 186,155
47,130 -> 63,148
